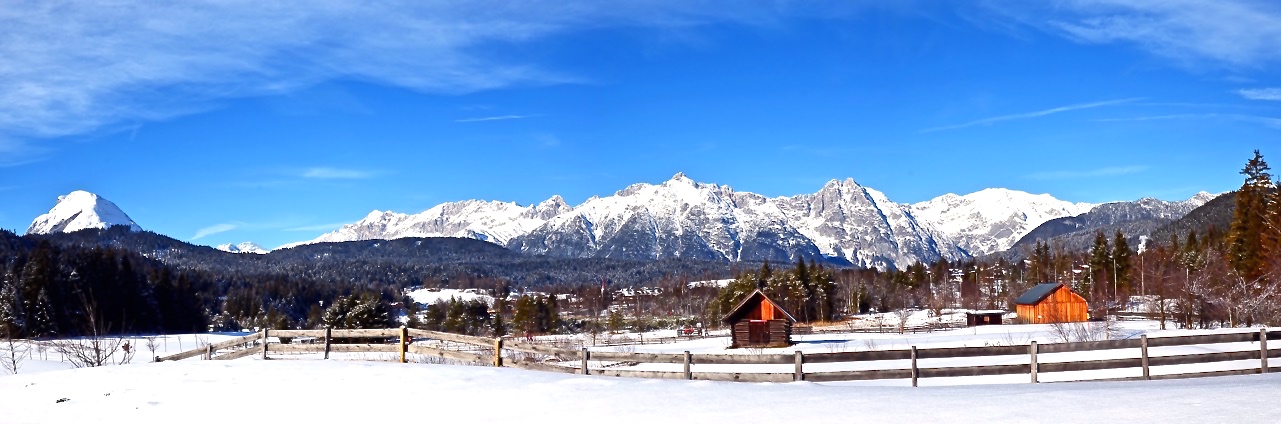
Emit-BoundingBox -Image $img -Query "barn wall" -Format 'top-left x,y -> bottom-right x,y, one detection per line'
731,322 -> 749,348
767,319 -> 791,348
1017,286 -> 1088,324
728,320 -> 792,348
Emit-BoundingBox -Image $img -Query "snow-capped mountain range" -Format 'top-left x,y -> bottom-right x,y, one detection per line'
25,177 -> 1215,269
910,188 -> 1096,256
216,242 -> 269,255
25,190 -> 141,235
285,173 -> 1211,268
295,174 -> 971,268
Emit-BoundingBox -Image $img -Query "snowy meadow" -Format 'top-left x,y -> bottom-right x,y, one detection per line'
3,321 -> 1280,422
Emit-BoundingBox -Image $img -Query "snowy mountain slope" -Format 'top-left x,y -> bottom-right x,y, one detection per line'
911,188 -> 1094,256
304,173 -> 964,268
25,190 -> 142,235
304,197 -> 570,248
509,173 -> 826,263
1008,191 -> 1218,253
775,179 -> 967,268
216,241 -> 269,254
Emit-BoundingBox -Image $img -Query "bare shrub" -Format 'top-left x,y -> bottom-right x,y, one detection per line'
53,336 -> 134,368
51,296 -> 137,368
891,308 -> 913,334
990,331 -> 1029,347
144,336 -> 161,362
862,338 -> 880,351
1049,320 -> 1114,343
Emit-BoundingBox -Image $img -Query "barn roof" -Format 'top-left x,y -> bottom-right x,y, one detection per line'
721,290 -> 797,324
1015,283 -> 1066,305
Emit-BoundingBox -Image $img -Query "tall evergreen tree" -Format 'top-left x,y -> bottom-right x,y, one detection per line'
512,295 -> 535,333
490,305 -> 506,337
1226,150 -> 1272,282
1030,240 -> 1052,282
1087,231 -> 1112,298
0,281 -> 21,338
27,288 -> 54,338
1113,230 -> 1133,297
1265,172 -> 1281,267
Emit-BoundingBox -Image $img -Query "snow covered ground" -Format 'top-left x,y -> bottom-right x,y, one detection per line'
2,359 -> 1277,422
2,322 -> 1277,422
405,287 -> 495,306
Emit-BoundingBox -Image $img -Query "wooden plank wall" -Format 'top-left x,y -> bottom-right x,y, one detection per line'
1019,286 -> 1089,324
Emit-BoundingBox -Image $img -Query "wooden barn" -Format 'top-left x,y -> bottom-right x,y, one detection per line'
1014,283 -> 1089,324
722,290 -> 797,348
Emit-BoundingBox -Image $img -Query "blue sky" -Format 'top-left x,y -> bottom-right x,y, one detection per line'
1,1 -> 1279,249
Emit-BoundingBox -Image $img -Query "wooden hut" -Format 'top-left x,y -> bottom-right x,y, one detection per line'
965,311 -> 1005,326
1014,283 -> 1089,324
722,290 -> 797,348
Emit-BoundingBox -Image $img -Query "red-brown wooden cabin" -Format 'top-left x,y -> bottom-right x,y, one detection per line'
1014,282 -> 1089,324
722,290 -> 797,348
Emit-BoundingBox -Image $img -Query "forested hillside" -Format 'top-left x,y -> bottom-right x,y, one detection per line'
1,227 -> 739,338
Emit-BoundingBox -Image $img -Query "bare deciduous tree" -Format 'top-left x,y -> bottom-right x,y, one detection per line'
1,333 -> 26,374
51,295 -> 134,368
144,336 -> 161,362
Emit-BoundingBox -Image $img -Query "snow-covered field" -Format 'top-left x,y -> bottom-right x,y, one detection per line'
2,322 -> 1277,422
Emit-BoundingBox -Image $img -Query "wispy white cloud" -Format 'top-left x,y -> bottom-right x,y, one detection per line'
455,115 -> 534,123
0,136 -> 48,167
1238,88 -> 1281,101
0,1 -> 841,158
191,223 -> 238,240
981,1 -> 1281,68
301,167 -> 377,179
1026,166 -> 1149,180
922,98 -> 1140,133
1096,113 -> 1281,128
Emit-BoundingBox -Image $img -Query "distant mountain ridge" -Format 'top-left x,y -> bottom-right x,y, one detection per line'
216,241 -> 269,255
26,182 -> 1213,270
910,188 -> 1095,256
1007,192 -> 1218,255
293,174 -> 1165,268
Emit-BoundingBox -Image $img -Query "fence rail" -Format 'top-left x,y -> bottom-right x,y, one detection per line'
155,327 -> 1280,386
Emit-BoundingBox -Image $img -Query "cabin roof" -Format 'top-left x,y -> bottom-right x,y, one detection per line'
721,289 -> 797,324
1014,283 -> 1067,305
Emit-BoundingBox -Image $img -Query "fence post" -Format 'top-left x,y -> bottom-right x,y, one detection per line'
683,351 -> 692,380
205,344 -> 213,361
581,347 -> 590,376
794,351 -> 804,382
323,327 -> 331,360
1141,335 -> 1150,380
399,326 -> 408,364
1029,341 -> 1038,384
910,346 -> 918,388
494,338 -> 504,367
261,329 -> 269,360
1262,328 -> 1270,373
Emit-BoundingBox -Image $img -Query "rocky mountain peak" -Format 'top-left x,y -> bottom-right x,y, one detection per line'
26,190 -> 142,235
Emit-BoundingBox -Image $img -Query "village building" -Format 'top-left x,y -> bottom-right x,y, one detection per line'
1014,282 -> 1089,324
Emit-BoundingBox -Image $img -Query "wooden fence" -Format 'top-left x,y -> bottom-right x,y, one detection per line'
156,327 -> 1280,386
